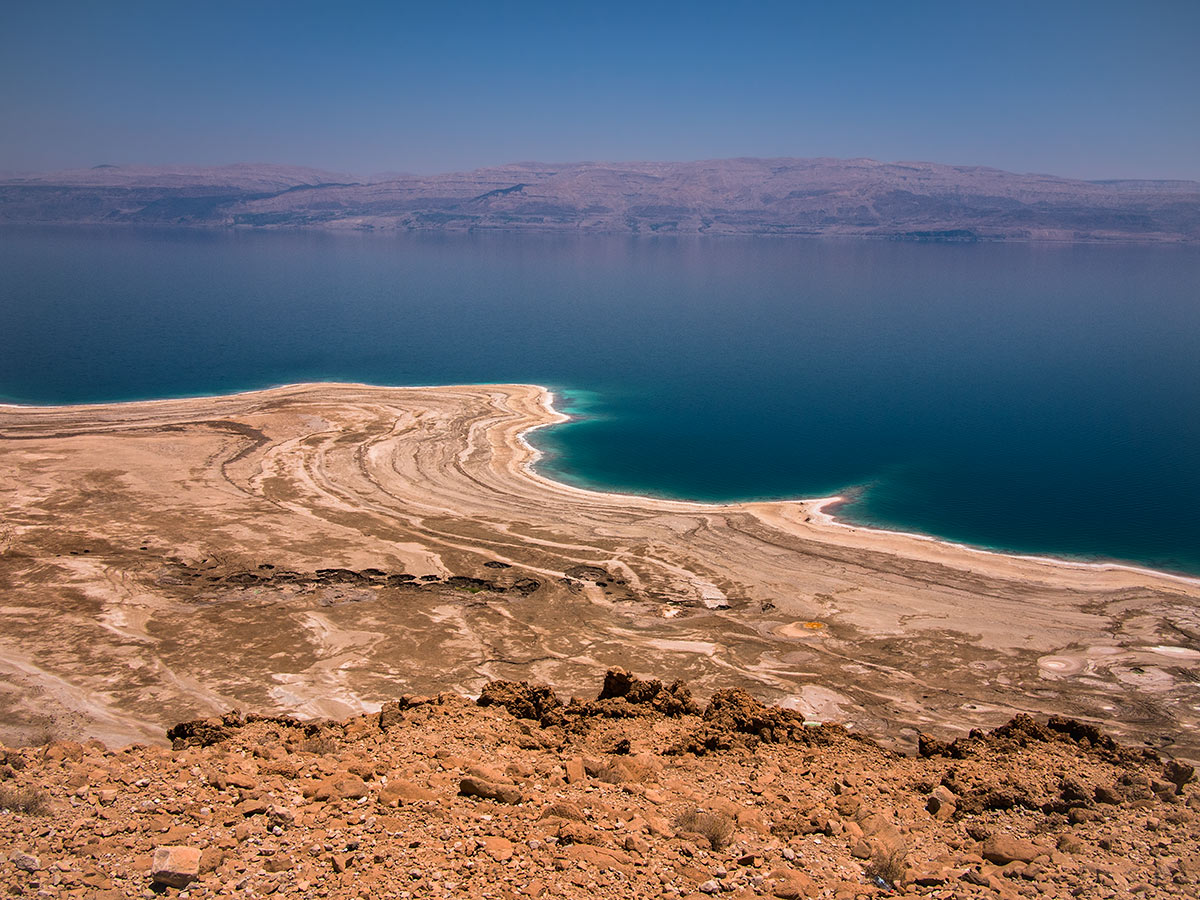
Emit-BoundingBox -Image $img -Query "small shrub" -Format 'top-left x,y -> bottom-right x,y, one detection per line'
864,847 -> 908,889
0,784 -> 52,816
674,806 -> 735,850
592,754 -> 652,784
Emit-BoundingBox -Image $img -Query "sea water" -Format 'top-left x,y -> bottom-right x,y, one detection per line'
2,227 -> 1197,573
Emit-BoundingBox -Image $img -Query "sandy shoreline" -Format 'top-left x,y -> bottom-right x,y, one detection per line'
1,381 -> 1198,755
805,496 -> 1200,587
6,380 -> 1197,586
516,387 -> 1200,590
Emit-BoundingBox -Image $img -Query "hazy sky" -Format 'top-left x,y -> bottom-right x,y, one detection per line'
2,1 -> 1198,179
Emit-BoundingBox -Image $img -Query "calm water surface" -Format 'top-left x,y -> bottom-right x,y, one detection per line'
2,227 -> 1198,574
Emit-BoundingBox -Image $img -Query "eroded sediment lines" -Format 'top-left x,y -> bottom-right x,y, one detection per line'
1,383 -> 1198,755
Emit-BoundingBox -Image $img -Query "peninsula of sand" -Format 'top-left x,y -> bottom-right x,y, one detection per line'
1,383 -> 1197,758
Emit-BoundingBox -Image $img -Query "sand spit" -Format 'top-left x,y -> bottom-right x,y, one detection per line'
0,383 -> 1197,757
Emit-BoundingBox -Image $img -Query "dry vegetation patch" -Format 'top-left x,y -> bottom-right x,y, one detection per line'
0,784 -> 51,816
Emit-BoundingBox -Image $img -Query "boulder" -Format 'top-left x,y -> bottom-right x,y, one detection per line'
224,771 -> 257,791
557,821 -> 603,845
480,836 -> 513,861
981,834 -> 1042,865
379,779 -> 436,806
859,812 -> 906,858
564,757 -> 586,784
770,869 -> 816,899
926,785 -> 957,820
597,669 -> 699,716
477,680 -> 564,726
563,843 -> 633,873
377,702 -> 405,730
459,776 -> 522,804
624,834 -> 651,855
313,773 -> 368,801
10,850 -> 40,873
917,733 -> 951,757
1164,760 -> 1196,794
151,846 -> 202,888
166,718 -> 232,749
541,800 -> 585,821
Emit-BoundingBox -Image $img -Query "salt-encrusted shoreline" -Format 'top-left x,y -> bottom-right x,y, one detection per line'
1,382 -> 1198,756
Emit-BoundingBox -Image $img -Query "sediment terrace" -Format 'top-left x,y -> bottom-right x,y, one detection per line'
0,383 -> 1197,756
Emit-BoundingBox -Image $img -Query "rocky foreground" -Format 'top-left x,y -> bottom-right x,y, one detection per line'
1,672 -> 1197,900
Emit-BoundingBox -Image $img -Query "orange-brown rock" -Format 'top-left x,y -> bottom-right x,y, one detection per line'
459,775 -> 523,804
0,673 -> 1195,900
378,778 -> 436,806
980,834 -> 1044,865
150,846 -> 201,888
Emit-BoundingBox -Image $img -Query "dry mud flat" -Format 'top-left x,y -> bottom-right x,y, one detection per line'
0,383 -> 1198,757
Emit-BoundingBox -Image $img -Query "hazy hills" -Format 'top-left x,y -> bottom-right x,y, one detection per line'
3,157 -> 1199,242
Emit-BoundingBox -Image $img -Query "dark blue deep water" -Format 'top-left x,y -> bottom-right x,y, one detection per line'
2,227 -> 1198,574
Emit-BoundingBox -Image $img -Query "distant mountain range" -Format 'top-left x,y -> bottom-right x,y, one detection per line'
3,158 -> 1199,242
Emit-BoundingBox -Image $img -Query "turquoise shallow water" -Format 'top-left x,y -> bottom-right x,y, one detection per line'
2,227 -> 1198,574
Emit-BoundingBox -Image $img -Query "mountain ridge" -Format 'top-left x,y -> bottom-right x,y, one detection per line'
2,157 -> 1199,242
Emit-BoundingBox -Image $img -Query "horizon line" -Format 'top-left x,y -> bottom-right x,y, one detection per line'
4,155 -> 1199,186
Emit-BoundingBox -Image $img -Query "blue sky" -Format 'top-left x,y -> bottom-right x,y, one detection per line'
2,1 -> 1197,178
